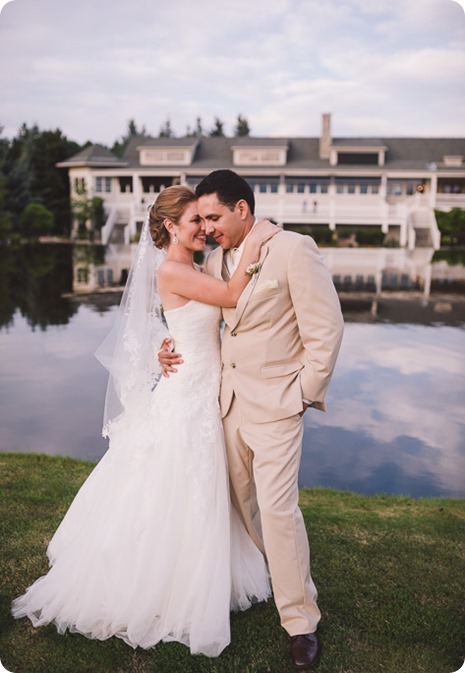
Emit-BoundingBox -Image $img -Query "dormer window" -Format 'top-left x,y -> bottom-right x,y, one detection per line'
138,141 -> 197,166
232,145 -> 288,166
336,152 -> 379,165
330,142 -> 387,167
443,155 -> 463,167
139,148 -> 193,166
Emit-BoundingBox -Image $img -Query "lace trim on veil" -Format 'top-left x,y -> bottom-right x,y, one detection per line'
95,219 -> 169,437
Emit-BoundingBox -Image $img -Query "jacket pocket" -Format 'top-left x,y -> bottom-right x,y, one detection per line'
261,360 -> 303,378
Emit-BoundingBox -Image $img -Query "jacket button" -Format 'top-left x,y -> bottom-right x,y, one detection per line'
231,363 -> 236,368
231,331 -> 237,337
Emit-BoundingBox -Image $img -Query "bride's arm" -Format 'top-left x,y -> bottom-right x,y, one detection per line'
158,221 -> 279,308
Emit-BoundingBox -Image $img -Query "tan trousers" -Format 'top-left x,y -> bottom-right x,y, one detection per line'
222,396 -> 321,636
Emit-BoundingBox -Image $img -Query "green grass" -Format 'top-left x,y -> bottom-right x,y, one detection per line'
1,453 -> 464,673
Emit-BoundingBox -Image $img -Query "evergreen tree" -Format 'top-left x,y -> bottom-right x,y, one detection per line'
30,129 -> 80,235
194,116 -> 204,137
209,117 -> 225,137
112,119 -> 147,157
0,174 -> 12,242
3,124 -> 79,237
0,127 -> 12,241
234,114 -> 251,136
186,116 -> 204,138
159,117 -> 174,138
4,123 -> 35,224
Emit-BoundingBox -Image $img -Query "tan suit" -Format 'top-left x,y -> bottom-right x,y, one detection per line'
205,230 -> 344,636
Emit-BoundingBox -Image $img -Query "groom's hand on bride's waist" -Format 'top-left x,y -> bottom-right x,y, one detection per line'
158,338 -> 183,377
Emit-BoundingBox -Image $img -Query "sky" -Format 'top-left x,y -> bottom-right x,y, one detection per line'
0,0 -> 464,146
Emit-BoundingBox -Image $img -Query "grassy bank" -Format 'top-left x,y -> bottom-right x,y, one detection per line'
1,453 -> 464,673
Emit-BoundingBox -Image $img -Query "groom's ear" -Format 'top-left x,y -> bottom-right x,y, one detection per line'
235,199 -> 249,220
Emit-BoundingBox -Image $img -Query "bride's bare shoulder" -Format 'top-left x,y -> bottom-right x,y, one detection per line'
158,258 -> 180,274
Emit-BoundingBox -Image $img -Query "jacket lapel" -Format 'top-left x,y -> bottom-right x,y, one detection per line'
213,250 -> 236,327
230,245 -> 270,331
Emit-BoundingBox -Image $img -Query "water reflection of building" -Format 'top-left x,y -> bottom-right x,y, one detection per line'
72,243 -> 133,293
322,247 -> 436,294
340,295 -> 465,326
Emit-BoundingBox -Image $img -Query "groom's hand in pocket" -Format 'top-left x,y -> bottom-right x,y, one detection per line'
158,338 -> 183,377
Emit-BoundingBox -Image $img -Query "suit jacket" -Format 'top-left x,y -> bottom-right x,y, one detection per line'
204,230 -> 344,423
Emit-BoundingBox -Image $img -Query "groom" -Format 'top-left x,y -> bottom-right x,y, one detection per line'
162,169 -> 343,670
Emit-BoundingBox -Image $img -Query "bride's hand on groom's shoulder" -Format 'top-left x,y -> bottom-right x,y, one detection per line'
251,220 -> 281,246
158,338 -> 183,377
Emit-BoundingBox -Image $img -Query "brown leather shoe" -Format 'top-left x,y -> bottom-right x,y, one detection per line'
290,632 -> 320,670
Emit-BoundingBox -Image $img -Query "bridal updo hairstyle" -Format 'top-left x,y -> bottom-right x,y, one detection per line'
149,185 -> 197,249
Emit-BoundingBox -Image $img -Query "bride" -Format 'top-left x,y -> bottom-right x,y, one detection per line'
12,185 -> 279,657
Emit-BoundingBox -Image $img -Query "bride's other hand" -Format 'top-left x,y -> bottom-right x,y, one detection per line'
158,338 -> 183,377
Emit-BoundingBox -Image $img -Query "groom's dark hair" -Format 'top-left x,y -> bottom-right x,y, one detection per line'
195,169 -> 255,215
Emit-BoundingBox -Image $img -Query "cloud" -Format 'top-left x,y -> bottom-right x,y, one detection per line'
0,0 -> 464,143
301,320 -> 465,495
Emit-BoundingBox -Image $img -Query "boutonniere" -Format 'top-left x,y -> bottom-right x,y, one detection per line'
245,262 -> 261,276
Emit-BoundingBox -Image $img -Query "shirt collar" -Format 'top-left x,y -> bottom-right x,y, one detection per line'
229,219 -> 259,259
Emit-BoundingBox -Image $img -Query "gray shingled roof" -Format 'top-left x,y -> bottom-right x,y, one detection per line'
57,143 -> 127,167
332,138 -> 386,148
230,137 -> 289,147
131,137 -> 199,148
59,136 -> 465,172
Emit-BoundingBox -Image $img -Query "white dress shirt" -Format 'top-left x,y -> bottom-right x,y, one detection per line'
224,220 -> 258,275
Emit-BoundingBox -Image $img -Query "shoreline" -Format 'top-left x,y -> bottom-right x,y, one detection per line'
2,452 -> 464,502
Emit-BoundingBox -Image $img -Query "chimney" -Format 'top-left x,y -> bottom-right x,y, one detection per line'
319,113 -> 331,160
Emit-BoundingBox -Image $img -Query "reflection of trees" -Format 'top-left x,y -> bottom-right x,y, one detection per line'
0,246 -> 16,328
0,244 -> 78,330
433,247 -> 465,266
73,244 -> 106,266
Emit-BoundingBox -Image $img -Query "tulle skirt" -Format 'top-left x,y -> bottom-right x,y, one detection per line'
12,392 -> 270,657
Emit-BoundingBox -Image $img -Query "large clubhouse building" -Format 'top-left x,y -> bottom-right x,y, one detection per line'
58,114 -> 465,293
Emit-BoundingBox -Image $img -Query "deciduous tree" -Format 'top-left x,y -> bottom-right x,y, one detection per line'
20,203 -> 55,238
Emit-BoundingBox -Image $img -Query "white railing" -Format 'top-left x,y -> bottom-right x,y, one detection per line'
97,191 -> 442,250
257,195 -> 388,225
435,194 -> 465,209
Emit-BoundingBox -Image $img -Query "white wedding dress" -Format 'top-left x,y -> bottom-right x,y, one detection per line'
12,300 -> 270,657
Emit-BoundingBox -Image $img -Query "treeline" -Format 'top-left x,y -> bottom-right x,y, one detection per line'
0,114 -> 252,241
0,124 -> 80,240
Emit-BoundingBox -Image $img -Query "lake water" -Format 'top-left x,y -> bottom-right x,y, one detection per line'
1,244 -> 464,498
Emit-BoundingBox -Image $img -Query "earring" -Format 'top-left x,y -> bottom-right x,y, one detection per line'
172,231 -> 178,244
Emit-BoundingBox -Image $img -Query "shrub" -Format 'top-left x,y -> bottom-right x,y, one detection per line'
19,203 -> 55,238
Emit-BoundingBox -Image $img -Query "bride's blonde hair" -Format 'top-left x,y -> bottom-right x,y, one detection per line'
149,185 -> 197,249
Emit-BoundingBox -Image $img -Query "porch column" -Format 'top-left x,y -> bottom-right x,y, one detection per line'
328,180 -> 336,230
429,173 -> 438,209
277,174 -> 285,226
380,174 -> 389,234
